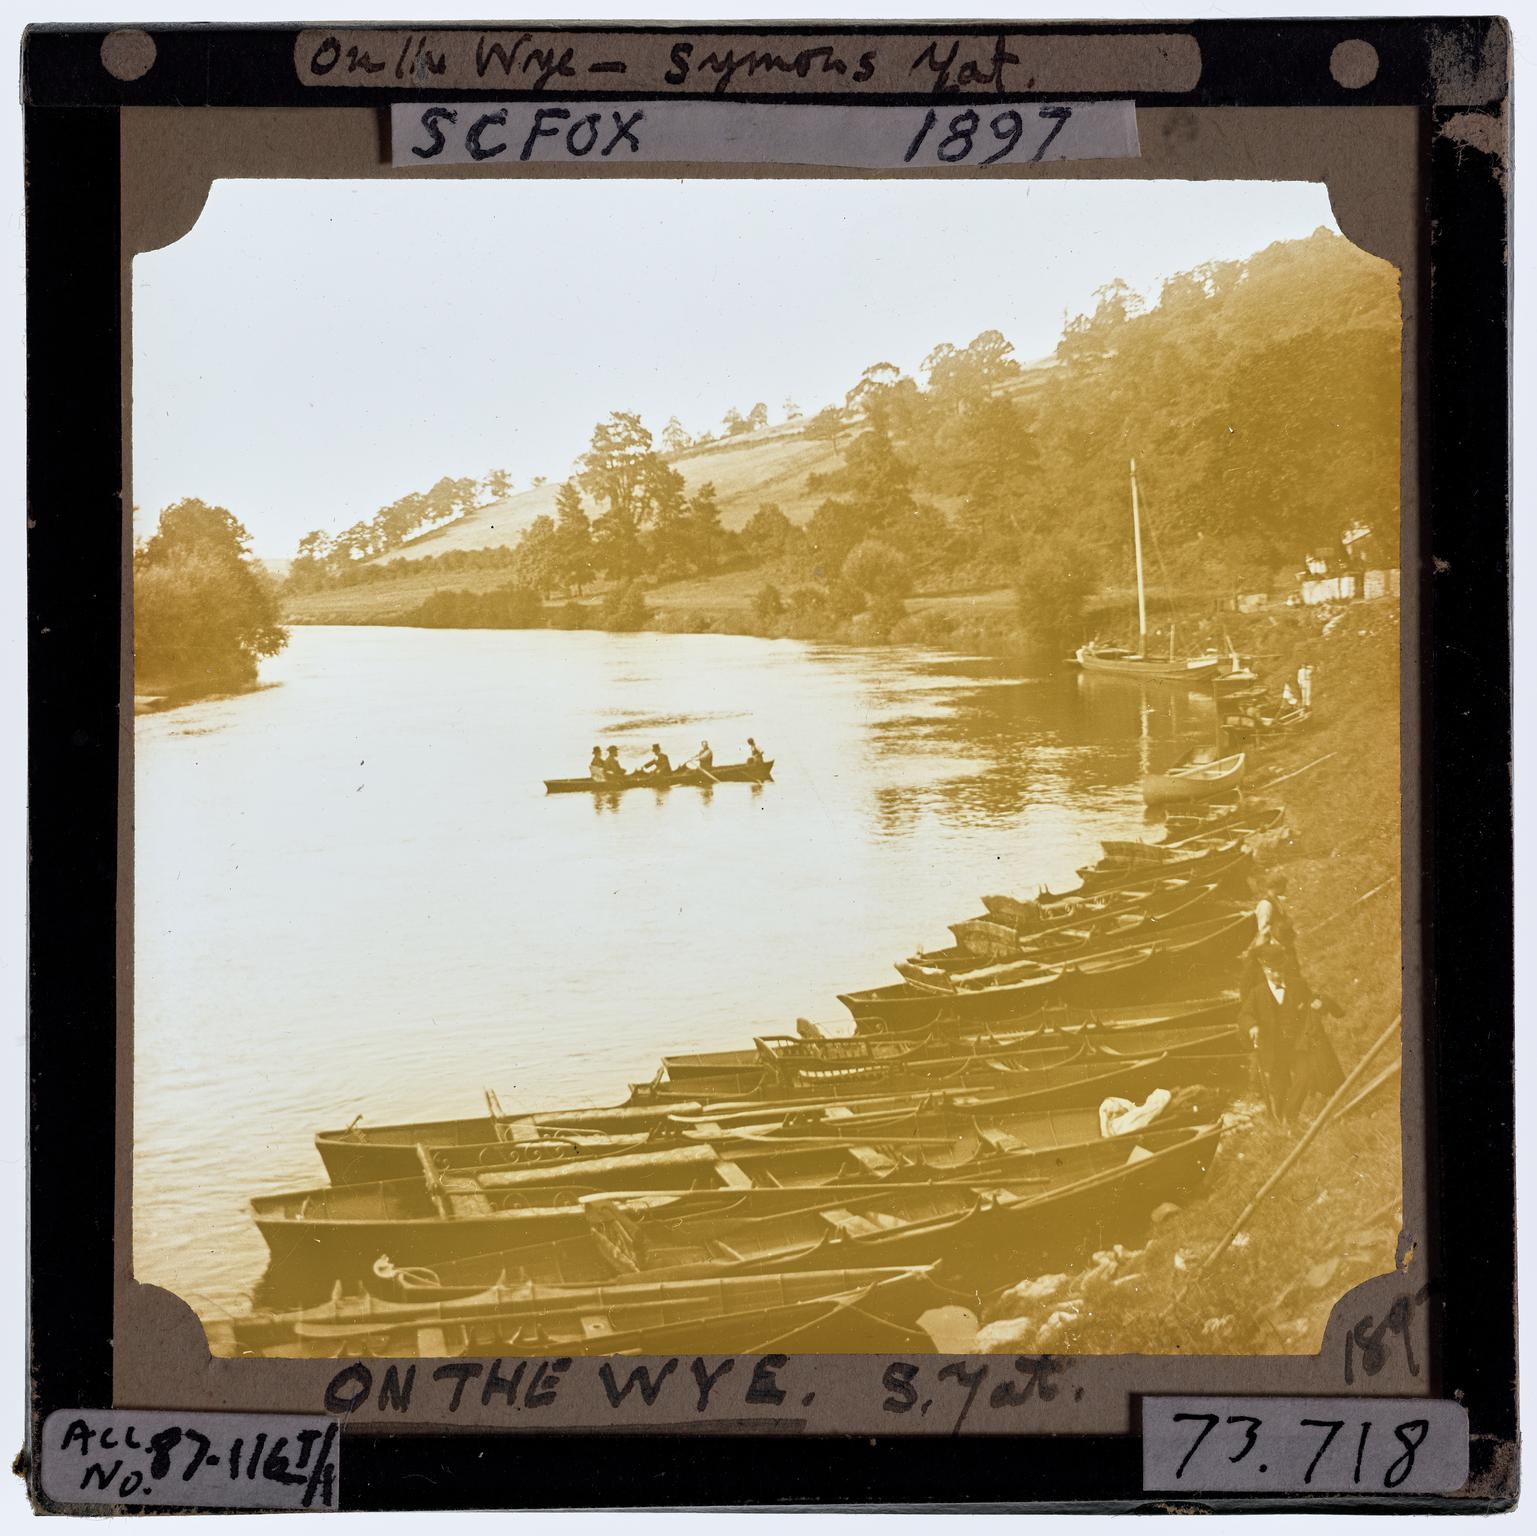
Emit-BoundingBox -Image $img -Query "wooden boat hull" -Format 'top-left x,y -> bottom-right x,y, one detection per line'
1077,650 -> 1223,682
544,760 -> 773,794
315,1099 -> 705,1186
1142,752 -> 1247,806
379,1123 -> 1222,1303
213,1265 -> 946,1359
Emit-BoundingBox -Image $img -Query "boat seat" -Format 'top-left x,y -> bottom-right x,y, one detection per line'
820,1207 -> 884,1239
980,1128 -> 1025,1154
445,1191 -> 495,1216
416,1326 -> 450,1356
581,1314 -> 615,1339
714,1161 -> 754,1190
848,1145 -> 899,1178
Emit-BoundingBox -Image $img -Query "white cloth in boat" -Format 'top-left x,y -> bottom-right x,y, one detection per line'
1098,1087 -> 1172,1138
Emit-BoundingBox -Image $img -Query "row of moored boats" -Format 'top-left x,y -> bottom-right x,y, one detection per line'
213,796 -> 1282,1359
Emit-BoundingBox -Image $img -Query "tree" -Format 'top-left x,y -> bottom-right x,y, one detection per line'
722,406 -> 749,437
684,481 -> 729,574
746,402 -> 769,431
513,514 -> 561,595
552,479 -> 595,594
782,398 -> 803,421
581,412 -> 662,579
484,469 -> 512,501
841,538 -> 912,602
843,362 -> 919,438
601,581 -> 650,632
662,416 -> 693,454
803,404 -> 847,454
134,498 -> 288,692
751,583 -> 785,630
1015,536 -> 1094,648
743,502 -> 794,561
286,529 -> 334,591
923,329 -> 1021,414
805,498 -> 872,575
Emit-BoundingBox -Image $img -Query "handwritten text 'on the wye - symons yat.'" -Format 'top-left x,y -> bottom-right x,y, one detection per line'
300,29 -> 1199,97
319,1353 -> 1081,1434
389,100 -> 1139,169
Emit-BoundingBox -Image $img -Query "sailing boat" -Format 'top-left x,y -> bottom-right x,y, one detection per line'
1075,460 -> 1223,682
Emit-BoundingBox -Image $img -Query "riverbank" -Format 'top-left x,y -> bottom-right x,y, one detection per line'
976,595 -> 1404,1355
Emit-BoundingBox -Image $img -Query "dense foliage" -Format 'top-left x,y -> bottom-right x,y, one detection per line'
135,499 -> 288,692
285,230 -> 1400,649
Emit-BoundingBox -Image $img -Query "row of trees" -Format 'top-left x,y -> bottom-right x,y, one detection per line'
286,473 -> 500,586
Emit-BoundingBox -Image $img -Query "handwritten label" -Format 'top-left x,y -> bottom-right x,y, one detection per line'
298,29 -> 1200,97
316,1353 -> 1086,1435
1143,1397 -> 1468,1494
38,1410 -> 339,1512
389,100 -> 1138,169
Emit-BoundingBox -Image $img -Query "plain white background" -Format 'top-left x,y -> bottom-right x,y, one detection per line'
0,0 -> 1525,1529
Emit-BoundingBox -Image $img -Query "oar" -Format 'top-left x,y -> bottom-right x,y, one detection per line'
681,751 -> 721,784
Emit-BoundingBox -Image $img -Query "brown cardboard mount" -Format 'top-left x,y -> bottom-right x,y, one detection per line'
111,32 -> 1432,1437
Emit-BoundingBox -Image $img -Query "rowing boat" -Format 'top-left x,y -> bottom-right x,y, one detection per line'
543,760 -> 773,794
1142,751 -> 1246,806
842,909 -> 1254,1028
376,1122 -> 1222,1303
208,1263 -> 945,1359
258,1101 -> 1135,1289
921,880 -> 1221,971
315,1098 -> 707,1186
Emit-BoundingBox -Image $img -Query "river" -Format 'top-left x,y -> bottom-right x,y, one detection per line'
131,625 -> 1219,1315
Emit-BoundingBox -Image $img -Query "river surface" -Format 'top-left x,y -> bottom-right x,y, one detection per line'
132,625 -> 1219,1315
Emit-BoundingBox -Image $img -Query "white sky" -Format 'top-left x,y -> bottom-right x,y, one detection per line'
133,177 -> 1338,556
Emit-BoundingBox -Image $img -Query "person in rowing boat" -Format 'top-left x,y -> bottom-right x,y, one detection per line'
602,745 -> 626,781
746,737 -> 765,766
589,746 -> 607,782
695,740 -> 714,772
641,743 -> 672,777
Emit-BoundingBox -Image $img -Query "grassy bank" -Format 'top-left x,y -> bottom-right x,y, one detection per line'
973,596 -> 1404,1355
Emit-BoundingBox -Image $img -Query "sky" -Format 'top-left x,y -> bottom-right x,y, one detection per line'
133,177 -> 1339,557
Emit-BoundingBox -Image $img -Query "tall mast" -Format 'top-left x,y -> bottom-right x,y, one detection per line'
1130,458 -> 1148,655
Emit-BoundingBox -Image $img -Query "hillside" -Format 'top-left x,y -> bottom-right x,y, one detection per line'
281,228 -> 1399,653
376,423 -> 847,563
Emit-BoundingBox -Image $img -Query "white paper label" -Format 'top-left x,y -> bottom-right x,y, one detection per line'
1143,1396 -> 1469,1495
389,100 -> 1139,169
39,1409 -> 340,1511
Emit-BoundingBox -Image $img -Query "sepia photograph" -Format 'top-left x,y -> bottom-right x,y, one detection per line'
126,170 -> 1407,1367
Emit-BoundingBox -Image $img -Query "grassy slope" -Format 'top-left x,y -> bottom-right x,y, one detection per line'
375,424 -> 847,564
975,598 -> 1404,1355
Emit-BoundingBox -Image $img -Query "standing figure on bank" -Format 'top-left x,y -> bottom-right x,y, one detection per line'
1240,871 -> 1296,994
1238,942 -> 1343,1124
